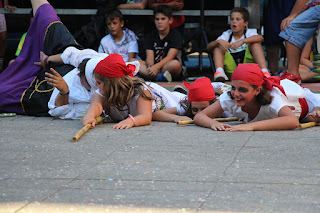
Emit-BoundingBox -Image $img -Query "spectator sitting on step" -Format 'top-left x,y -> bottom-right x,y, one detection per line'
207,7 -> 269,82
138,5 -> 182,82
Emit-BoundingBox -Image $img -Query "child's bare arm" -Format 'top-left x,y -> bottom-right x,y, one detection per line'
151,48 -> 179,71
306,107 -> 320,123
242,35 -> 264,45
118,0 -> 148,9
194,100 -> 231,131
145,49 -> 155,67
34,51 -> 63,68
113,90 -> 153,129
82,93 -> 104,127
152,107 -> 191,122
225,106 -> 300,131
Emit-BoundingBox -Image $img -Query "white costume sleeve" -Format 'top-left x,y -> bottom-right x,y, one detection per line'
304,88 -> 320,116
61,46 -> 108,68
48,69 -> 94,119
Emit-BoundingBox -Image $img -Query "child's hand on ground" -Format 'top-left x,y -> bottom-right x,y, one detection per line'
307,107 -> 320,123
113,118 -> 134,129
210,122 -> 232,131
230,40 -> 244,50
34,51 -> 48,68
225,123 -> 253,131
45,68 -> 69,95
173,116 -> 192,123
82,115 -> 96,127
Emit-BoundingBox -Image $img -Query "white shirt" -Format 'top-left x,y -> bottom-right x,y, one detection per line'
98,28 -> 139,62
216,28 -> 258,54
219,88 -> 288,123
48,47 -> 105,119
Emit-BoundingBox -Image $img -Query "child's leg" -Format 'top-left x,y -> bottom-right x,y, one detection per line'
161,59 -> 181,79
213,46 -> 229,81
300,64 -> 320,82
266,44 -> 281,75
248,43 -> 271,77
213,46 -> 226,69
31,0 -> 49,15
248,42 -> 267,69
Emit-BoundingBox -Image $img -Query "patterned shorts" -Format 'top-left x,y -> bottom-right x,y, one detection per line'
0,14 -> 6,33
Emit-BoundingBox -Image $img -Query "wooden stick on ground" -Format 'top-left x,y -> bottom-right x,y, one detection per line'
177,117 -> 239,125
72,116 -> 103,142
299,122 -> 318,129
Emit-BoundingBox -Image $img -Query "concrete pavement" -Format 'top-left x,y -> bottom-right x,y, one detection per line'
0,114 -> 319,213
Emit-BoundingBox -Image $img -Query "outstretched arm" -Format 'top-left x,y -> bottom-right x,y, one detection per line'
34,51 -> 63,68
82,93 -> 104,127
225,106 -> 300,131
152,107 -> 192,122
194,100 -> 232,131
113,90 -> 153,129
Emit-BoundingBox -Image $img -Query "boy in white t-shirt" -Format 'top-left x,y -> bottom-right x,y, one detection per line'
207,7 -> 269,82
98,9 -> 139,62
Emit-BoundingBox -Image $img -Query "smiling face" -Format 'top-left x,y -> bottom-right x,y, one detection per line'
191,101 -> 211,116
230,80 -> 262,107
106,17 -> 123,37
230,12 -> 248,34
154,13 -> 172,32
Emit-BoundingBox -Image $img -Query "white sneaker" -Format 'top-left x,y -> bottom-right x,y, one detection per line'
163,71 -> 172,82
214,71 -> 229,82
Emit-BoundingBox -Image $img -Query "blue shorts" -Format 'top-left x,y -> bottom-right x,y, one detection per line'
279,6 -> 320,49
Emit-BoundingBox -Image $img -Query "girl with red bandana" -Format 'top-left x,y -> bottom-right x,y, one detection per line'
194,63 -> 320,131
152,77 -> 232,122
82,53 -> 154,129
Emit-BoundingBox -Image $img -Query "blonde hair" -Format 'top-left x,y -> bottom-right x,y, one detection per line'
94,73 -> 154,114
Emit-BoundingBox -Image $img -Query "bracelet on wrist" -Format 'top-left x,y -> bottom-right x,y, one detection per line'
59,90 -> 69,96
128,114 -> 137,126
44,56 -> 49,69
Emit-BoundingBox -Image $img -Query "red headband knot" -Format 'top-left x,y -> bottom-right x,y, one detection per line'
231,63 -> 287,96
183,77 -> 215,102
94,53 -> 134,78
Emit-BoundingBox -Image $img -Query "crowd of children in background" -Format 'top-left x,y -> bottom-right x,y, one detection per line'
0,0 -> 320,132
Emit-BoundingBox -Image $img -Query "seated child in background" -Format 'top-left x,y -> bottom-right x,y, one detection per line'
207,7 -> 269,82
152,77 -> 232,122
194,63 -> 320,131
138,5 -> 182,82
98,9 -> 139,62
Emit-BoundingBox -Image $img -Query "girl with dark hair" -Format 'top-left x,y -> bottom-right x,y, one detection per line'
194,63 -> 320,131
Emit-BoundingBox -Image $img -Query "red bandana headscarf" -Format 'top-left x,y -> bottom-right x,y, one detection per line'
183,77 -> 215,102
231,63 -> 287,96
94,53 -> 135,78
